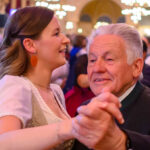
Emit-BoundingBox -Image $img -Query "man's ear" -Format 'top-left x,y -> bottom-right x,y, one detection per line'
23,38 -> 36,54
132,58 -> 144,78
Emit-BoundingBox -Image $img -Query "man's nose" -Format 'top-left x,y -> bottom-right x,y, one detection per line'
93,58 -> 106,73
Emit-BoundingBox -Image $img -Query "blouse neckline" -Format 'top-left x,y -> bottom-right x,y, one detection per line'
21,76 -> 70,120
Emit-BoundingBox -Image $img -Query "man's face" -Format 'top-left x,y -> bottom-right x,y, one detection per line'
88,34 -> 136,97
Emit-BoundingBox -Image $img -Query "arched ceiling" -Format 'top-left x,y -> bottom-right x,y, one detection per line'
80,0 -> 122,23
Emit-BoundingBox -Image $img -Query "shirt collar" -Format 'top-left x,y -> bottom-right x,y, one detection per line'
119,84 -> 136,102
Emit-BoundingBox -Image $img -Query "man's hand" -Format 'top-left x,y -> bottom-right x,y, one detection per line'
72,92 -> 127,150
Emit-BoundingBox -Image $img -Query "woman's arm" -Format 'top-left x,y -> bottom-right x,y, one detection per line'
0,116 -> 22,134
0,116 -> 74,150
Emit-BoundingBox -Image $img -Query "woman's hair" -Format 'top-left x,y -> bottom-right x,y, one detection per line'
87,23 -> 143,65
0,6 -> 54,78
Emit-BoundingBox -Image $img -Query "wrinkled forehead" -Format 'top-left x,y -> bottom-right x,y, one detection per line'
90,34 -> 125,49
89,34 -> 127,56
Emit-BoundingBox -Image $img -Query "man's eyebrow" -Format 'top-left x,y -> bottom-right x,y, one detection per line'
88,53 -> 96,57
104,51 -> 113,55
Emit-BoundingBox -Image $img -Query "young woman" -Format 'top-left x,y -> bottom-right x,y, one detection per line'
0,6 -> 124,150
0,6 -> 75,150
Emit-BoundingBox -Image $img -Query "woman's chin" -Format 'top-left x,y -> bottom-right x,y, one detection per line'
56,60 -> 67,68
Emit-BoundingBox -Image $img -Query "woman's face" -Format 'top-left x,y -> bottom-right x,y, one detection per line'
33,16 -> 70,70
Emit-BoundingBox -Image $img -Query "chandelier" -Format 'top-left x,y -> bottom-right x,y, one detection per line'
34,0 -> 76,19
121,0 -> 150,24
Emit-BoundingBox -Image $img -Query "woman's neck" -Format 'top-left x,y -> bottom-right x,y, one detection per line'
24,65 -> 52,89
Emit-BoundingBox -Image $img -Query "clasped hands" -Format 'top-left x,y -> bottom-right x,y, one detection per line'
72,92 -> 127,150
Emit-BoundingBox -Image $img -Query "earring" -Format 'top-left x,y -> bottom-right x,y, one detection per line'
30,55 -> 38,67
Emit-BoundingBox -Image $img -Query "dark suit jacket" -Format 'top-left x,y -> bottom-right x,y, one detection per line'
72,82 -> 150,150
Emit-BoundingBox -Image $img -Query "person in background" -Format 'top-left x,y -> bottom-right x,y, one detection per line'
63,35 -> 87,94
65,54 -> 94,117
73,23 -> 150,150
142,40 -> 148,60
0,28 -> 4,44
0,6 -> 124,150
51,62 -> 69,88
144,36 -> 150,65
141,40 -> 150,87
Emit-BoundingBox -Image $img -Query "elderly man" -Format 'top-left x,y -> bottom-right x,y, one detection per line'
72,23 -> 150,150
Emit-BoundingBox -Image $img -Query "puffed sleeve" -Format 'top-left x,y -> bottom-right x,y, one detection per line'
0,75 -> 32,128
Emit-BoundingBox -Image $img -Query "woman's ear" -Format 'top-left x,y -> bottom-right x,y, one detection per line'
132,58 -> 144,78
23,38 -> 36,54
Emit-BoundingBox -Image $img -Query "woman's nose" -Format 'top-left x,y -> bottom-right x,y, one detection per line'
61,33 -> 70,45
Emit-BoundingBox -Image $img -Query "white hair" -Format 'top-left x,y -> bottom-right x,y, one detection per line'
87,23 -> 143,64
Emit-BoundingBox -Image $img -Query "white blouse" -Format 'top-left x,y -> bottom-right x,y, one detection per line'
0,75 -> 70,128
